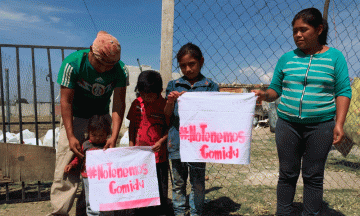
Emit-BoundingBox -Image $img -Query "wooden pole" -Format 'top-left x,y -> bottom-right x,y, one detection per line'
323,0 -> 331,20
160,0 -> 175,96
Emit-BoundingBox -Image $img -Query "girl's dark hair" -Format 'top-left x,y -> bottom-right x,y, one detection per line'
87,115 -> 112,136
292,7 -> 328,45
135,70 -> 163,95
176,42 -> 203,63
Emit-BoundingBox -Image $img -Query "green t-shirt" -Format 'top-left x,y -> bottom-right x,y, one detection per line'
57,49 -> 127,118
268,47 -> 351,124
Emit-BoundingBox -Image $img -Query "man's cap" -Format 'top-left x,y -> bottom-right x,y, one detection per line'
92,31 -> 121,64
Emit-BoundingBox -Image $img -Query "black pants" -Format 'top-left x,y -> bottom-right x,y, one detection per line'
275,118 -> 334,216
135,161 -> 169,215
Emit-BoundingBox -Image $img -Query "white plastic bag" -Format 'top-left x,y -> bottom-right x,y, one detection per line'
42,127 -> 60,148
23,138 -> 43,146
119,130 -> 129,146
0,132 -> 18,143
15,129 -> 35,140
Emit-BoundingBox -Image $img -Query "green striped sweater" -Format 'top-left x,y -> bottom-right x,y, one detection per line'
269,47 -> 352,124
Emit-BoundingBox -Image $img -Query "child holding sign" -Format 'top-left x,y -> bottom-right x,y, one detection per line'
64,114 -> 112,216
127,70 -> 169,216
165,43 -> 219,216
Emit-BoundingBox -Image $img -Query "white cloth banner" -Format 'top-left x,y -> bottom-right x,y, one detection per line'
178,92 -> 256,164
86,146 -> 160,211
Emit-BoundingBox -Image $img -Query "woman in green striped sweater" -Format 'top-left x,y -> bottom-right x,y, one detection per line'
253,8 -> 351,216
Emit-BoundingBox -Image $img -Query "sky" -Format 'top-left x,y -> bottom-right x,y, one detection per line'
172,0 -> 360,85
0,0 -> 163,69
1,0 -> 360,103
0,0 -> 162,102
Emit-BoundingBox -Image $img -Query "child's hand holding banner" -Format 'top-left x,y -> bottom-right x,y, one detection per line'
178,92 -> 256,165
86,146 -> 160,211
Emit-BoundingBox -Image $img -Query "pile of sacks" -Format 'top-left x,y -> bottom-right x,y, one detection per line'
0,128 -> 60,149
119,119 -> 130,147
0,118 -> 131,149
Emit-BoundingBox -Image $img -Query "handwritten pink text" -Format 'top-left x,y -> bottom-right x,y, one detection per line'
180,124 -> 246,143
200,145 -> 239,160
109,179 -> 145,194
87,163 -> 148,180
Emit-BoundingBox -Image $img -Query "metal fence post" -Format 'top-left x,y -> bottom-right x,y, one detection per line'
16,47 -> 23,144
5,68 -> 10,132
47,48 -> 56,148
0,50 -> 6,142
31,48 -> 39,145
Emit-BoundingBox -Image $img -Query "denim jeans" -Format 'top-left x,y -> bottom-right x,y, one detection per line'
275,118 -> 334,216
83,178 -> 115,216
83,178 -> 102,216
171,159 -> 206,216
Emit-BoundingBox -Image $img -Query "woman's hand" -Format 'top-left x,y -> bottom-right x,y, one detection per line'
333,124 -> 345,145
251,89 -> 278,102
333,96 -> 351,145
251,89 -> 266,102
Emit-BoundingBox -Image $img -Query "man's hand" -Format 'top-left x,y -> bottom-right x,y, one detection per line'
68,136 -> 84,159
104,136 -> 117,150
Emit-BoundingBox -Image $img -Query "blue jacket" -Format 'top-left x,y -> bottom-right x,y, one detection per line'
165,74 -> 219,159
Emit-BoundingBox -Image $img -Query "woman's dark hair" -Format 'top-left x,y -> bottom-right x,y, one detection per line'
176,42 -> 203,64
291,7 -> 328,45
87,114 -> 112,136
135,70 -> 163,95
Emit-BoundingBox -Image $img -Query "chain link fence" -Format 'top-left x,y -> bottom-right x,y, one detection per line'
171,0 -> 360,215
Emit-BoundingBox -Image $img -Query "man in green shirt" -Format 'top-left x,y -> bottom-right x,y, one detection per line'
49,31 -> 128,215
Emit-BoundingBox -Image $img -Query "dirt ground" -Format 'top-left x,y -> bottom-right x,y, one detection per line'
0,127 -> 359,215
0,190 -> 135,216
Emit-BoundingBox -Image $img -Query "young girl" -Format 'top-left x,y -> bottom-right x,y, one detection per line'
253,8 -> 351,216
64,114 -> 112,216
165,43 -> 219,216
127,70 -> 169,216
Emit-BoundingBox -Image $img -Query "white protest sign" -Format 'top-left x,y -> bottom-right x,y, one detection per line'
86,146 -> 160,211
178,92 -> 256,164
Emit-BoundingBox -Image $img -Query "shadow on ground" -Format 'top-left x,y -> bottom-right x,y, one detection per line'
203,196 -> 241,216
292,201 -> 346,216
328,160 -> 360,171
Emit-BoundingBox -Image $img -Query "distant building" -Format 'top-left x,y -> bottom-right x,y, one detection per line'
219,83 -> 269,93
13,98 -> 29,104
219,83 -> 270,120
